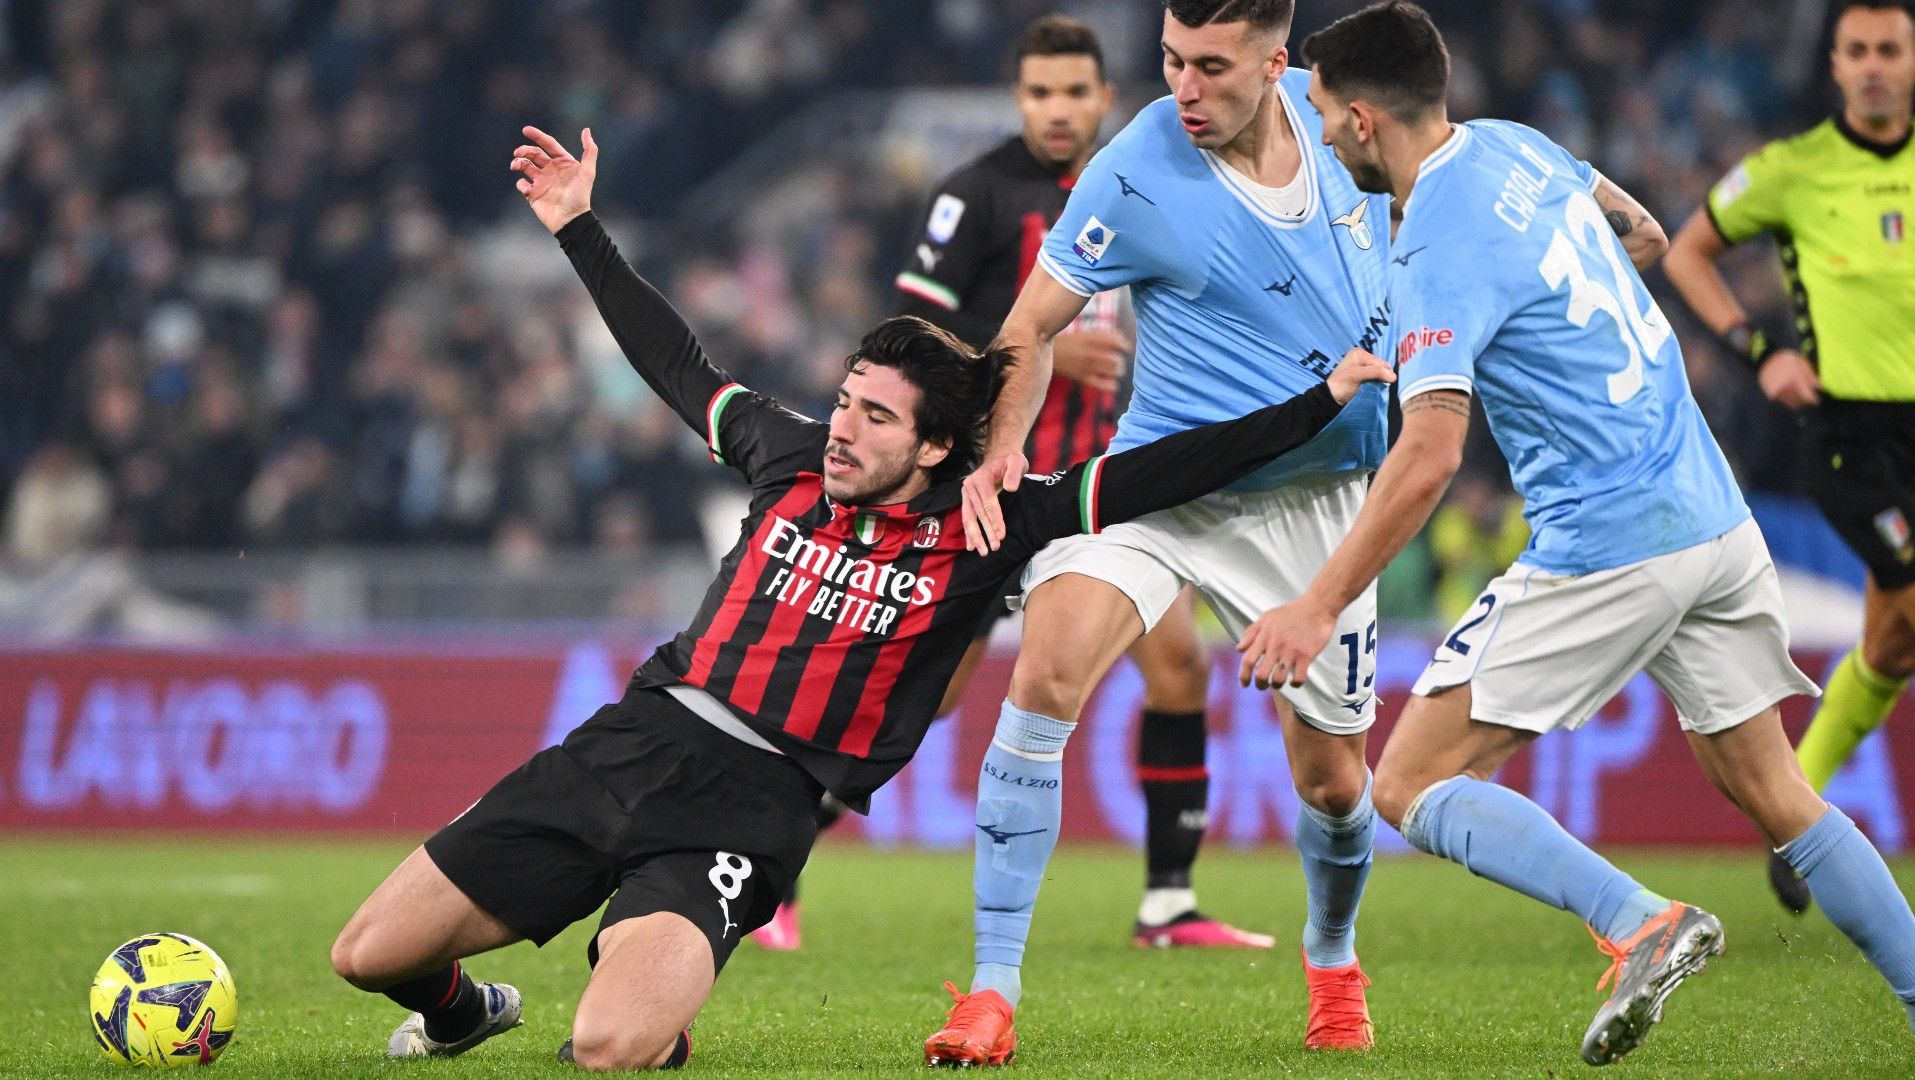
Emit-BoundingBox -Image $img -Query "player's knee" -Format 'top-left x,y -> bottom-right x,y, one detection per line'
1370,768 -> 1422,831
328,925 -> 385,991
1294,767 -> 1367,820
568,1021 -> 678,1072
1861,634 -> 1915,681
1141,649 -> 1209,712
1009,651 -> 1096,721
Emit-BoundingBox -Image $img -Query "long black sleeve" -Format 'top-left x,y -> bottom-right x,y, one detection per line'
557,212 -> 823,485
1004,382 -> 1346,551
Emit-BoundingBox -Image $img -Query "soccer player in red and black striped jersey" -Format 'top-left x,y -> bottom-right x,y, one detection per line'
328,126 -> 1393,1071
891,14 -> 1255,954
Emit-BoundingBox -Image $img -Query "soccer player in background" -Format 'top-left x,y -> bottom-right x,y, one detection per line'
890,14 -> 1265,952
326,126 -> 1392,1071
928,0 -> 1396,1063
1237,1 -> 1915,1065
1662,0 -> 1915,916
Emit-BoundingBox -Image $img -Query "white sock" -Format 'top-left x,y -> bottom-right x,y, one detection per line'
1138,887 -> 1197,926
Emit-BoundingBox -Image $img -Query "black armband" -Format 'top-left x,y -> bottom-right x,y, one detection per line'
1721,322 -> 1781,370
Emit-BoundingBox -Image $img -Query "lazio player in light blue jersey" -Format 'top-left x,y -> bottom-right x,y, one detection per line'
1238,2 -> 1915,1068
1034,78 -> 1393,490
928,1 -> 1393,1065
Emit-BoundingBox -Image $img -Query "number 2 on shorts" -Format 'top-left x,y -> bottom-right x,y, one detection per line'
1444,594 -> 1498,657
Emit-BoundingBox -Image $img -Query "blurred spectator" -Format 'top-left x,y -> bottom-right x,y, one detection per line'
1428,475 -> 1532,623
5,442 -> 110,568
0,0 -> 1830,628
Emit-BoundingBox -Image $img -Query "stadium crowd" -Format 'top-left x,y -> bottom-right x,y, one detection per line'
0,0 -> 1824,622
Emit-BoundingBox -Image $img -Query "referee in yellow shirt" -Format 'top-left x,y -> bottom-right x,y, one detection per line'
1665,0 -> 1915,913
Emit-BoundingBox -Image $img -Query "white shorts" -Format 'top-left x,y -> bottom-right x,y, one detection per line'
1018,470 -> 1378,734
1412,518 -> 1820,735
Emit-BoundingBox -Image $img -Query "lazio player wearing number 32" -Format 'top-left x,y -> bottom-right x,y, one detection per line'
1233,1 -> 1915,1068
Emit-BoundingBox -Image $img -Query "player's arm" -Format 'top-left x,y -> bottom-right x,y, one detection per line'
1591,174 -> 1668,271
1001,351 -> 1394,555
1662,150 -> 1820,408
894,174 -> 1000,346
959,268 -> 1092,553
516,126 -> 822,480
1236,383 -> 1469,689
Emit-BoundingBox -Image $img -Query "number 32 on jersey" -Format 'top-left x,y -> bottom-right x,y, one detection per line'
1538,190 -> 1672,405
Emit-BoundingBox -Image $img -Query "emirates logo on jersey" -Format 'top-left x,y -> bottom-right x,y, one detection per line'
913,515 -> 941,549
759,516 -> 941,637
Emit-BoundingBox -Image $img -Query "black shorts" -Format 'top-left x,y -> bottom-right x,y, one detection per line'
968,564 -> 1027,642
1806,400 -> 1915,590
424,687 -> 825,974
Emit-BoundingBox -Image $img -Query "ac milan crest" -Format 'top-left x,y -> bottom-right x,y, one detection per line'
913,515 -> 941,549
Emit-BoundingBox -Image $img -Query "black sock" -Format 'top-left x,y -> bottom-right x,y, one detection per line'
383,961 -> 486,1043
1137,710 -> 1208,892
781,794 -> 850,905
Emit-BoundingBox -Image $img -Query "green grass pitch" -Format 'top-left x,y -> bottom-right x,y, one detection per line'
6,838 -> 1912,1077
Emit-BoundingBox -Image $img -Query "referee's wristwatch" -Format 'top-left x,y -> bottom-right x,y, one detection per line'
1722,322 -> 1781,370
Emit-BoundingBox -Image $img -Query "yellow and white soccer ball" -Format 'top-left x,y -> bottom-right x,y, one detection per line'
89,933 -> 238,1066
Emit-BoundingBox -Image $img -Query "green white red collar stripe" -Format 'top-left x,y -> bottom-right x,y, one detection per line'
705,383 -> 747,463
1078,455 -> 1106,534
894,271 -> 959,311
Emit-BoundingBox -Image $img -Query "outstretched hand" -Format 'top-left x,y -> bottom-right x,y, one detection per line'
1236,596 -> 1338,690
511,126 -> 597,235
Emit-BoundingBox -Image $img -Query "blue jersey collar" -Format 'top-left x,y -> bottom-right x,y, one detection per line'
1401,123 -> 1470,219
1197,79 -> 1321,230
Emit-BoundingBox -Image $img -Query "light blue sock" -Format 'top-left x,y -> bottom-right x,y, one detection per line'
1778,805 -> 1915,1024
1298,771 -> 1375,968
1403,776 -> 1666,941
970,701 -> 1074,1006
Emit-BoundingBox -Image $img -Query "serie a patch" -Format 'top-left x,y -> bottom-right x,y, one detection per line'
1073,216 -> 1115,266
1884,211 -> 1905,244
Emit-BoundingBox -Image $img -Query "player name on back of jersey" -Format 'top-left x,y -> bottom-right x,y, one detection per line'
1493,141 -> 1564,233
760,515 -> 937,636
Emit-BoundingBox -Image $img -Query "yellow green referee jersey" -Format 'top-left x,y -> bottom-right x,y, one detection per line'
1707,116 -> 1915,402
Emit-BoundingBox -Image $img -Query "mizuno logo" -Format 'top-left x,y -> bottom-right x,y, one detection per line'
1265,275 -> 1297,296
917,243 -> 943,271
718,897 -> 738,939
977,824 -> 1048,845
1341,695 -> 1372,715
1116,174 -> 1155,204
1393,246 -> 1427,266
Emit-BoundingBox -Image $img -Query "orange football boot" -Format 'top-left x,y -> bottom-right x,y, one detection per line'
1302,951 -> 1374,1050
924,981 -> 1017,1067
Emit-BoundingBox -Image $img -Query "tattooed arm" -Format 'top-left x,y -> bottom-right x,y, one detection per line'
1236,383 -> 1472,689
1592,174 -> 1669,271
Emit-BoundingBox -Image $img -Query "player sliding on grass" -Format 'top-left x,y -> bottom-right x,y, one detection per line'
1237,2 -> 1915,1066
326,125 -> 1393,1071
760,15 -> 1265,957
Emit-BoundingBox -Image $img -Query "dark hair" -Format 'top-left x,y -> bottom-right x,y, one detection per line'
1303,1 -> 1450,122
1164,0 -> 1294,35
1835,0 -> 1915,20
1014,15 -> 1105,81
844,316 -> 1012,484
